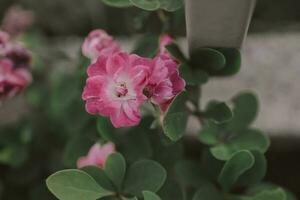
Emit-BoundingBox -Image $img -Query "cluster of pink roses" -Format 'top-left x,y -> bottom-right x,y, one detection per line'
0,30 -> 32,100
82,29 -> 185,128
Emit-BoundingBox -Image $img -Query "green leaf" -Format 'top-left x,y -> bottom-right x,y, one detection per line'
132,34 -> 159,58
165,44 -> 209,86
143,191 -> 161,200
252,188 -> 287,200
46,169 -> 112,200
129,0 -> 160,11
191,48 -> 226,71
198,121 -> 220,145
97,116 -> 118,143
193,185 -> 223,200
225,92 -> 259,132
81,166 -> 115,191
163,92 -> 188,141
213,48 -> 241,76
159,0 -> 183,11
218,151 -> 254,191
124,160 -> 167,197
104,153 -> 126,191
246,183 -> 295,200
204,101 -> 233,123
102,0 -> 132,7
179,64 -> 209,86
236,151 -> 267,186
210,129 -> 270,161
165,43 -> 187,63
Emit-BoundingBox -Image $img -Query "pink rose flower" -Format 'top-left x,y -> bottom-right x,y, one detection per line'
77,142 -> 115,168
82,29 -> 120,62
0,58 -> 32,99
145,34 -> 185,111
82,52 -> 150,128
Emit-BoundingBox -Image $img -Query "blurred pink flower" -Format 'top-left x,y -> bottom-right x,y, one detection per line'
0,31 -> 10,55
145,34 -> 185,111
77,142 -> 115,168
0,58 -> 32,100
1,6 -> 34,37
0,30 -> 32,100
82,29 -> 120,62
82,52 -> 150,128
5,45 -> 32,69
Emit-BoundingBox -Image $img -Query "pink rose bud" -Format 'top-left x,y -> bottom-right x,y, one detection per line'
77,142 -> 115,168
82,29 -> 120,62
158,34 -> 174,57
82,52 -> 151,128
1,6 -> 34,37
0,58 -> 32,100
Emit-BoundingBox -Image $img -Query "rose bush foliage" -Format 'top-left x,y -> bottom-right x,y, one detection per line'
45,1 -> 295,200
0,1 -> 296,200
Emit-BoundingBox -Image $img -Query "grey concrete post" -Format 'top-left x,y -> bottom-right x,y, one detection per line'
185,0 -> 256,53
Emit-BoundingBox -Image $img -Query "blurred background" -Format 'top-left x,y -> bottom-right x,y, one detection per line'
0,0 -> 300,199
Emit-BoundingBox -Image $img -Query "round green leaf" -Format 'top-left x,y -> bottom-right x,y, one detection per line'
104,153 -> 126,191
159,0 -> 183,11
204,101 -> 233,123
179,64 -> 209,86
246,183 -> 295,200
81,166 -> 115,191
46,169 -> 112,200
102,0 -> 132,7
218,150 -> 255,191
129,0 -> 160,11
143,191 -> 161,200
225,92 -> 259,132
252,188 -> 287,200
210,129 -> 270,161
236,151 -> 267,186
163,92 -> 188,141
213,48 -> 241,76
190,48 -> 226,71
124,160 -> 167,197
